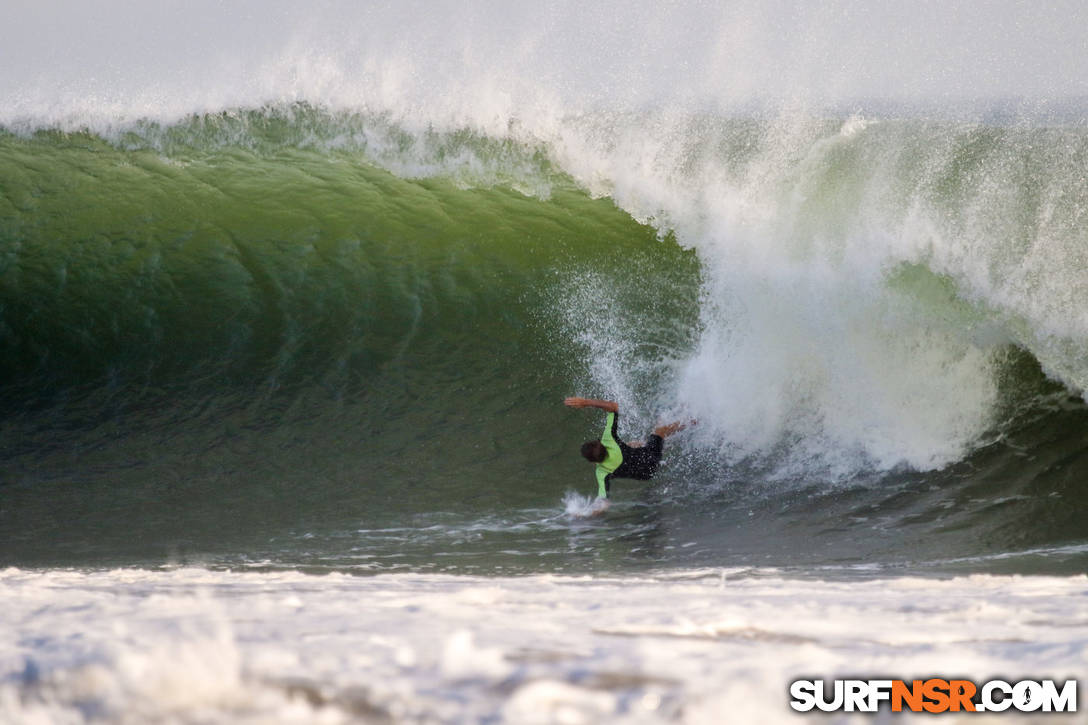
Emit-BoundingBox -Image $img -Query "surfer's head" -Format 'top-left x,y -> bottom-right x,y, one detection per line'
580,440 -> 606,463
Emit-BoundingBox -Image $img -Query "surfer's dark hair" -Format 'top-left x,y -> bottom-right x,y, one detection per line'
581,440 -> 606,463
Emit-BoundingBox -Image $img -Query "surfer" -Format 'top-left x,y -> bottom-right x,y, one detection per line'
564,397 -> 693,502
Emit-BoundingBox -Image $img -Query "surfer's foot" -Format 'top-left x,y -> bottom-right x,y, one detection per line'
653,419 -> 697,438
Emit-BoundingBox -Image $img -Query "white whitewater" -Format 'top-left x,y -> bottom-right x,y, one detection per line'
2,567 -> 1086,723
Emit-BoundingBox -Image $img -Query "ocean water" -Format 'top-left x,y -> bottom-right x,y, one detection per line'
2,2 -> 1087,722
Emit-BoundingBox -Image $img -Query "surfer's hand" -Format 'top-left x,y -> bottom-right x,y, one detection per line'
564,397 -> 588,408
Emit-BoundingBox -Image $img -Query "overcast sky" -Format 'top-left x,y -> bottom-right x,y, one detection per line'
3,0 -> 1086,121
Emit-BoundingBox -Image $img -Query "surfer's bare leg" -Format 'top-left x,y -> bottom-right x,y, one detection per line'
589,497 -> 611,515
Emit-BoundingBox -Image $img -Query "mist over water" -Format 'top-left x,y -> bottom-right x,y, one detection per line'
4,0 -> 1088,122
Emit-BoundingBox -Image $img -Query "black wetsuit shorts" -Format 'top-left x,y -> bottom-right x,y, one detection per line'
614,434 -> 664,481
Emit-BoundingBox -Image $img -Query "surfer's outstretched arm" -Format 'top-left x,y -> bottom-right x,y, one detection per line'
653,419 -> 697,438
564,397 -> 618,413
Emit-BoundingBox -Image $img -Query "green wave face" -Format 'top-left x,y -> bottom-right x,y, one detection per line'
0,123 -> 696,389
0,121 -> 704,566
